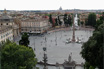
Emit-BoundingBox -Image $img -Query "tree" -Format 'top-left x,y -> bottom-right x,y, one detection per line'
81,21 -> 84,26
87,13 -> 96,27
19,33 -> 29,47
64,14 -> 72,27
58,15 -> 62,26
52,18 -> 55,27
99,12 -> 104,21
80,23 -> 104,69
63,13 -> 68,27
95,19 -> 103,30
95,12 -> 104,30
55,18 -> 58,26
67,15 -> 72,26
85,18 -> 88,26
1,40 -> 37,69
49,14 -> 53,24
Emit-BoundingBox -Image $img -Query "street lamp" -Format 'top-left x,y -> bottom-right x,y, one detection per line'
34,37 -> 36,51
43,47 -> 48,69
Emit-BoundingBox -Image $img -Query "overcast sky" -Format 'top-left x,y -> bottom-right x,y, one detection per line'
0,0 -> 104,10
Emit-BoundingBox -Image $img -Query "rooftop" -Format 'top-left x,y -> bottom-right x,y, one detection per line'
21,18 -> 48,22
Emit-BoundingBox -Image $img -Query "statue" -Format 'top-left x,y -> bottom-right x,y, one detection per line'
68,54 -> 71,62
74,14 -> 78,27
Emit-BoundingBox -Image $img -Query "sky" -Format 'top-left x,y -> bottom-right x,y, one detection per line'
0,0 -> 104,10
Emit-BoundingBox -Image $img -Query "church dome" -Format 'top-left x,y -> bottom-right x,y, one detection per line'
0,9 -> 13,21
0,15 -> 12,20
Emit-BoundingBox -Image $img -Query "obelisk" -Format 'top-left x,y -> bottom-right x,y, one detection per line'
72,12 -> 75,42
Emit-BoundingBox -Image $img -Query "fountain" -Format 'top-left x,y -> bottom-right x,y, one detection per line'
66,12 -> 82,43
63,53 -> 76,69
71,13 -> 82,43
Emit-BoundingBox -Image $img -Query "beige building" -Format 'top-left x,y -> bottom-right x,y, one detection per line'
21,18 -> 50,34
0,26 -> 13,44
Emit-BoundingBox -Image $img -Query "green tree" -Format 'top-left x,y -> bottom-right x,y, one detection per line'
95,19 -> 102,30
80,23 -> 104,69
1,40 -> 37,69
55,18 -> 58,26
99,12 -> 104,21
63,13 -> 68,27
85,19 -> 88,26
95,12 -> 104,30
81,21 -> 84,26
58,15 -> 62,26
87,13 -> 96,27
19,33 -> 29,47
89,66 -> 95,69
52,18 -> 55,27
49,14 -> 53,24
67,15 -> 72,26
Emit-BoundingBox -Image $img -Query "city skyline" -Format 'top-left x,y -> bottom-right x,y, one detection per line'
0,0 -> 104,10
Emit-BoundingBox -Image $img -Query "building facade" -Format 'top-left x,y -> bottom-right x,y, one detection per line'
21,18 -> 50,34
0,26 -> 13,44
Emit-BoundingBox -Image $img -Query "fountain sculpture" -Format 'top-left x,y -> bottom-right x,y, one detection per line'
66,12 -> 81,43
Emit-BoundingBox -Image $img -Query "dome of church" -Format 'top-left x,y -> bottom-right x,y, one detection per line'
0,15 -> 12,20
0,9 -> 13,21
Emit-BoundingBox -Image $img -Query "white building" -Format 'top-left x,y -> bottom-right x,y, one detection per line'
21,18 -> 50,34
0,26 -> 13,44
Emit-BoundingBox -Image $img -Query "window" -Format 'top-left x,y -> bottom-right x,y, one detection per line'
4,19 -> 9,21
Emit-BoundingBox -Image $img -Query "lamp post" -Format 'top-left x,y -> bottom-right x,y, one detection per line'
34,37 -> 36,51
43,47 -> 48,69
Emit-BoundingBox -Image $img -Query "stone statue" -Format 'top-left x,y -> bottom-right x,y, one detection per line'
68,54 -> 71,62
74,14 -> 78,27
